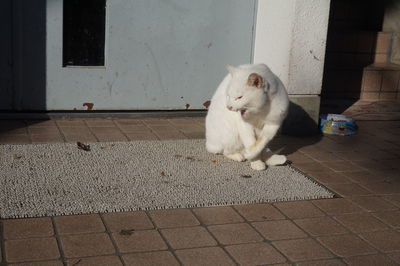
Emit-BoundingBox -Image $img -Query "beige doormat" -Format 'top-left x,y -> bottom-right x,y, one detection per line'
0,139 -> 334,218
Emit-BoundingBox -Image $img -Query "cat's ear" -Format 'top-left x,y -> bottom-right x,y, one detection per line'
247,73 -> 265,89
225,64 -> 237,75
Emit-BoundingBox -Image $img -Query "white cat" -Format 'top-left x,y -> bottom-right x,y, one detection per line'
205,63 -> 289,170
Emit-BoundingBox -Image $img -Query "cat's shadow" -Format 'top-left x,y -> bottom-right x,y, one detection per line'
270,101 -> 323,156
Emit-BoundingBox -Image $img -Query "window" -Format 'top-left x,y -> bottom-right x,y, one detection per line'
63,0 -> 106,66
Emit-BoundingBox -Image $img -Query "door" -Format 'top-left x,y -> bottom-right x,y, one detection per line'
46,0 -> 256,110
0,0 -> 13,109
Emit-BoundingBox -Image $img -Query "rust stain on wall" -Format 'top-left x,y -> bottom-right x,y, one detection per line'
203,100 -> 211,108
83,102 -> 94,110
185,104 -> 190,110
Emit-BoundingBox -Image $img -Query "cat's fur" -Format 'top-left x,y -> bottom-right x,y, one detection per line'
206,63 -> 289,170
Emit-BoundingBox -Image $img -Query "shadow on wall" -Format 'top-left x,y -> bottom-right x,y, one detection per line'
0,0 -> 47,111
270,101 -> 322,156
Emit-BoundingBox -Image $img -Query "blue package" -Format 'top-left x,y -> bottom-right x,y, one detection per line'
319,114 -> 357,136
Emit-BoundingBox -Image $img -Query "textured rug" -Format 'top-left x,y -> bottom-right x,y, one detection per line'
0,139 -> 334,218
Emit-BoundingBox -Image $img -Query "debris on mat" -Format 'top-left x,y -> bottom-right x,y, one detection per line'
320,114 -> 357,136
77,142 -> 91,151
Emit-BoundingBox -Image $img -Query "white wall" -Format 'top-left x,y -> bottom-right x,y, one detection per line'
254,0 -> 331,95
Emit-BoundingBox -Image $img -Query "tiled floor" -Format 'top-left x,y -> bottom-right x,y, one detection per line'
0,118 -> 400,265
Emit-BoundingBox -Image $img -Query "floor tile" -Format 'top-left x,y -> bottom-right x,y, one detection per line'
333,213 -> 388,233
292,162 -> 331,173
324,161 -> 364,172
126,132 -> 159,140
294,216 -> 349,236
296,259 -> 347,266
28,126 -> 61,135
59,233 -> 115,258
31,133 -> 64,143
349,196 -> 398,212
359,230 -> 400,252
54,214 -> 105,235
317,234 -> 377,257
286,152 -> 315,163
273,201 -> 325,219
85,119 -> 116,127
101,211 -> 154,232
344,254 -> 398,266
208,223 -> 263,245
387,252 -> 400,263
272,238 -> 333,262
252,220 -> 307,240
66,256 -> 123,266
0,127 -> 28,135
114,119 -> 145,126
148,209 -> 200,228
117,124 -> 150,133
88,127 -> 122,134
371,211 -> 400,228
343,171 -> 387,184
327,183 -> 373,197
303,151 -> 344,162
361,181 -> 400,194
10,260 -> 63,266
233,203 -> 285,221
354,160 -> 392,171
3,217 -> 54,239
161,226 -> 217,249
5,237 -> 60,263
312,198 -> 363,215
307,169 -> 353,184
111,230 -> 167,253
122,251 -> 180,266
0,134 -> 31,144
142,119 -> 172,126
94,132 -> 128,142
56,120 -> 86,127
64,134 -> 97,143
27,120 -> 57,127
383,194 -> 400,207
175,247 -> 235,266
192,206 -> 244,225
224,242 -> 287,265
59,126 -> 93,136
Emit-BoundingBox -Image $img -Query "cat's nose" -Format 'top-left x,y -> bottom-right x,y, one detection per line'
227,106 -> 233,111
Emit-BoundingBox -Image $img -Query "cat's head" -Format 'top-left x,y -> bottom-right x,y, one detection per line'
225,64 -> 269,119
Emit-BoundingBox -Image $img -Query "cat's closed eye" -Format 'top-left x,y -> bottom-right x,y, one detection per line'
235,96 -> 243,100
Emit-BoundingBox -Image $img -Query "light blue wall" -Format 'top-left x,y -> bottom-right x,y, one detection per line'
46,0 -> 256,110
3,0 -> 256,111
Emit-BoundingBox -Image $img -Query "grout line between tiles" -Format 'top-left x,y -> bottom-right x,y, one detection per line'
98,213 -> 126,266
50,217 -> 67,266
144,211 -> 184,266
188,208 -> 241,265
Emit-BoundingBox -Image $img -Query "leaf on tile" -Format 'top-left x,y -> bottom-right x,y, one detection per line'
120,229 -> 135,235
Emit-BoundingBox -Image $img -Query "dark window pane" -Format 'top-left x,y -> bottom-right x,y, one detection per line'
63,0 -> 106,66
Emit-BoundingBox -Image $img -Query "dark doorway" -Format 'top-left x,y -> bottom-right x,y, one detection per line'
320,0 -> 388,114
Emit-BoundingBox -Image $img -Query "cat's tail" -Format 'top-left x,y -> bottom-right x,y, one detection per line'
266,154 -> 287,166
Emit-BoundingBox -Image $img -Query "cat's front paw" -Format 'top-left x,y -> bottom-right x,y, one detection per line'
266,155 -> 287,166
250,160 -> 266,171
